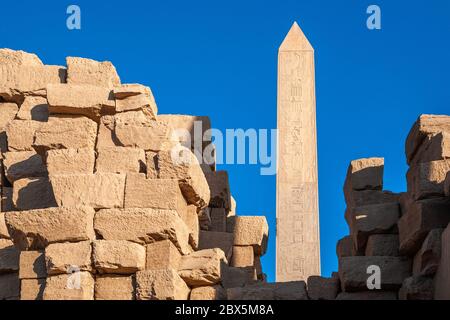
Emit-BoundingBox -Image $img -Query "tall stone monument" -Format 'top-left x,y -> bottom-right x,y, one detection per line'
276,22 -> 321,282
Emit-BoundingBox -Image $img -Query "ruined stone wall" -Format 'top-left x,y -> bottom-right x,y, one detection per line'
0,49 -> 268,300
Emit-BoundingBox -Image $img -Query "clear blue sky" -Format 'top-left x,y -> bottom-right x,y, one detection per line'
2,0 -> 449,282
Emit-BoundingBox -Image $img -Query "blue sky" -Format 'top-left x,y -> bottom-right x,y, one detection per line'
2,0 -> 449,282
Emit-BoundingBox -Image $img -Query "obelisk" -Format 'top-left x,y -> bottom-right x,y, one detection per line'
276,22 -> 321,282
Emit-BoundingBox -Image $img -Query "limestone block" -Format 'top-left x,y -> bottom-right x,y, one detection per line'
46,148 -> 95,175
178,248 -> 226,287
33,116 -> 97,154
0,239 -> 19,272
21,278 -> 45,300
158,146 -> 210,209
66,57 -> 120,88
93,240 -> 145,274
405,114 -> 450,165
124,176 -> 187,217
95,275 -> 134,300
96,147 -> 145,174
199,231 -> 234,261
233,216 -> 269,256
146,240 -> 181,270
190,285 -> 226,300
413,228 -> 443,276
407,160 -> 450,200
345,189 -> 400,208
336,235 -> 353,259
19,251 -> 46,279
5,120 -> 43,151
227,281 -> 308,300
3,151 -> 46,183
180,205 -> 199,249
307,276 -> 339,300
344,158 -> 384,196
43,272 -> 95,300
399,276 -> 433,300
339,256 -> 411,292
336,291 -> 397,300
0,102 -> 19,128
13,177 -> 57,210
96,115 -> 117,149
16,96 -> 48,121
398,198 -> 450,255
0,212 -> 9,238
222,266 -> 257,289
0,273 -> 20,300
5,206 -> 95,250
135,269 -> 190,300
433,224 -> 450,299
115,89 -> 157,120
49,173 -> 126,209
1,187 -> 14,212
210,208 -> 227,232
45,241 -> 92,275
411,132 -> 450,165
365,234 -> 399,256
231,246 -> 254,268
205,171 -> 231,210
94,208 -> 191,255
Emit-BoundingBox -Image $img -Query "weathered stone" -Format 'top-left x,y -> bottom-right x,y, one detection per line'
113,83 -> 151,99
158,146 -> 210,209
178,248 -> 226,287
46,149 -> 94,177
222,266 -> 257,289
434,224 -> 450,299
233,216 -> 269,256
254,256 -> 263,279
96,147 -> 145,174
45,241 -> 92,275
0,212 -> 9,238
348,203 -> 400,252
180,205 -> 199,249
411,132 -> 450,165
3,151 -> 46,183
398,198 -> 450,255
190,285 -> 226,300
49,173 -> 126,209
199,231 -> 234,260
16,96 -> 48,121
210,208 -> 227,232
5,206 -> 95,250
407,160 -> 450,200
445,172 -> 450,197
229,196 -> 236,216
135,269 -> 190,300
115,89 -> 157,120
336,291 -> 397,300
43,272 -> 95,300
0,102 -> 19,128
307,276 -> 339,300
405,114 -> 450,165
95,275 -> 134,300
33,116 -> 97,154
413,228 -> 443,276
94,208 -> 191,255
96,115 -> 118,149
199,207 -> 212,231
146,240 -> 181,270
365,234 -> 399,256
13,177 -> 57,210
66,57 -> 120,88
344,158 -> 384,196
345,189 -> 400,208
21,278 -> 45,300
399,276 -> 433,300
1,187 -> 14,212
227,281 -> 308,300
336,235 -> 353,259
0,273 -> 20,300
339,256 -> 411,292
19,251 -> 46,279
93,240 -> 145,274
124,176 -> 187,217
5,120 -> 43,151
231,246 -> 254,268
145,150 -> 158,178
0,239 -> 19,272
205,171 -> 231,210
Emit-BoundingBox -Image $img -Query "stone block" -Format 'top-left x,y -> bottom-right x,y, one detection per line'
199,231 -> 234,261
0,238 -> 19,272
1,187 -> 13,212
307,276 -> 339,300
93,240 -> 145,274
16,96 -> 48,121
399,276 -> 433,300
231,246 -> 254,268
0,102 -> 19,129
115,88 -> 157,120
43,272 -> 95,300
336,235 -> 353,259
20,278 -> 45,300
5,120 -> 43,151
145,150 -> 158,178
407,160 -> 450,200
190,285 -> 226,300
179,205 -> 199,249
365,234 -> 399,256
227,281 -> 308,300
96,147 -> 145,174
66,56 -> 120,88
222,266 -> 257,289
344,158 -> 384,196
411,132 -> 450,165
336,291 -> 397,300
0,212 -> 9,238
13,177 -> 57,210
146,240 -> 181,270
96,115 -> 118,149
45,241 -> 92,275
210,208 -> 227,232
3,151 -> 46,183
433,224 -> 450,299
0,273 -> 20,300
46,148 -> 95,175
233,216 -> 269,256
135,269 -> 190,300
413,228 -> 443,276
19,251 -> 46,279
345,189 -> 400,208
205,171 -> 231,210
95,275 -> 134,300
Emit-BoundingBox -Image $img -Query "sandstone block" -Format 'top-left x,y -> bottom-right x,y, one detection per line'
93,240 -> 145,274
19,251 -> 46,279
5,206 -> 95,250
115,89 -> 157,120
365,234 -> 399,256
339,256 -> 411,292
336,291 -> 397,300
233,216 -> 269,256
398,198 -> 450,255
49,173 -> 126,209
95,275 -> 134,300
96,147 -> 145,174
445,172 -> 450,197
0,102 -> 19,129
21,278 -> 45,300
307,276 -> 339,300
413,228 -> 443,276
433,224 -> 450,299
411,132 -> 450,165
135,269 -> 190,300
178,248 -> 226,287
45,241 -> 92,275
33,116 -> 97,154
199,207 -> 212,231
94,208 -> 191,255
43,272 -> 95,300
16,96 -> 48,121
145,150 -> 158,178
66,57 -> 120,88
210,208 -> 227,232
227,281 -> 308,300
345,189 -> 400,208
3,151 -> 46,183
113,83 -> 151,99
5,120 -> 43,151
190,285 -> 226,300
199,231 -> 234,260
0,212 -> 9,238
205,171 -> 231,210
13,177 -> 57,210
230,196 -> 237,216
222,266 -> 257,289
399,276 -> 433,300
1,187 -> 14,212
407,160 -> 450,200
46,148 -> 95,175
344,158 -> 384,196
180,205 -> 199,249
0,273 -> 20,300
231,246 -> 254,268
96,115 -> 118,149
0,239 -> 19,272
146,240 -> 181,270
336,235 -> 353,259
